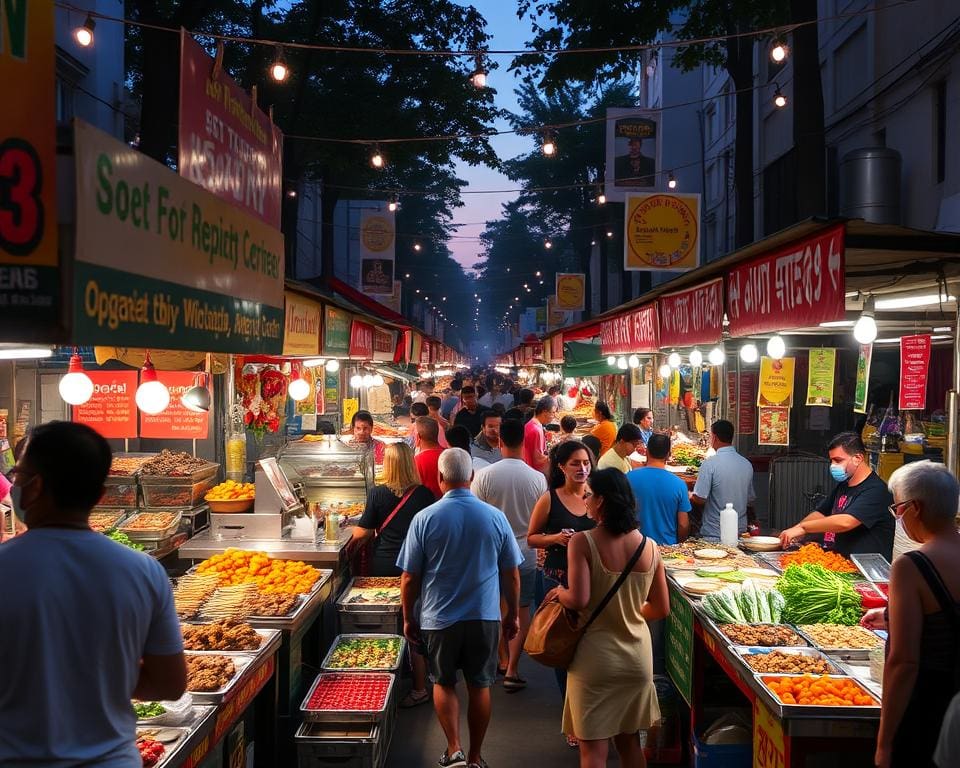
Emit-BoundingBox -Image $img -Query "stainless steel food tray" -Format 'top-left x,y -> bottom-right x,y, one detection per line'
711,621 -> 810,648
851,553 -> 891,584
732,645 -> 843,676
184,653 -> 252,704
300,672 -> 396,723
140,462 -> 219,485
336,577 -> 402,614
755,673 -> 880,719
246,569 -> 333,626
321,634 -> 406,672
181,627 -> 277,654
118,511 -> 183,541
793,625 -> 883,661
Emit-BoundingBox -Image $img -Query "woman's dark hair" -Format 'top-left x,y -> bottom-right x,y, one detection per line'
445,425 -> 472,452
560,415 -> 577,433
588,468 -> 639,535
594,402 -> 612,420
633,407 -> 652,424
548,439 -> 595,489
580,434 -> 602,460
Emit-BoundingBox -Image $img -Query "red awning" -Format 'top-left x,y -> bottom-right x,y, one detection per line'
325,276 -> 409,326
560,321 -> 601,341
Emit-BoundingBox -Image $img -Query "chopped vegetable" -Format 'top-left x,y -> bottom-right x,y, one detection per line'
106,529 -> 145,551
133,701 -> 166,718
777,564 -> 862,626
781,543 -> 858,573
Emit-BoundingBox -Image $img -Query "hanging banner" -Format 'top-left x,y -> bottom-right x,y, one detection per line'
658,278 -> 723,348
72,371 -> 138,439
600,304 -> 660,355
373,327 -> 398,362
283,293 -> 322,356
758,406 -> 791,446
178,32 -> 283,228
547,295 -> 569,331
358,211 -> 395,296
758,357 -> 796,407
727,224 -> 845,336
854,343 -> 873,414
409,332 -> 423,366
348,320 -> 374,359
555,273 -> 586,311
624,193 -> 701,272
323,306 -> 351,356
140,371 -> 209,439
550,334 -> 564,364
727,371 -> 759,435
74,122 -> 284,354
805,348 -> 837,407
604,108 -> 661,202
0,0 -> 60,337
420,340 -> 432,365
899,334 -> 932,411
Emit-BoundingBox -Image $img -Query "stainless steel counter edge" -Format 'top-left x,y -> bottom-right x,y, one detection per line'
154,705 -> 218,768
177,529 -> 352,564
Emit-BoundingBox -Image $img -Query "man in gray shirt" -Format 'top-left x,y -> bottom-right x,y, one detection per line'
691,420 -> 755,541
471,412 -> 503,466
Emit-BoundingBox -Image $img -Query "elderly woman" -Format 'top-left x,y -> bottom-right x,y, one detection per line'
860,461 -> 960,768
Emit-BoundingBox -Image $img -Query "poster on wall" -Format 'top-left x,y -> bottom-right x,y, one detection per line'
73,371 -> 139,439
358,212 -> 395,296
604,108 -> 661,202
727,371 -> 758,435
140,371 -> 209,439
899,334 -> 931,411
805,348 -> 836,407
758,357 -> 795,407
853,343 -> 873,414
555,273 -> 586,311
624,193 -> 700,272
758,407 -> 791,446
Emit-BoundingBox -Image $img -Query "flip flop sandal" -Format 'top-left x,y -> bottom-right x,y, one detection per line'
503,676 -> 527,692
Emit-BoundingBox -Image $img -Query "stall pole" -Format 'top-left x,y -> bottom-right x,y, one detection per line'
735,353 -> 742,453
947,306 -> 960,477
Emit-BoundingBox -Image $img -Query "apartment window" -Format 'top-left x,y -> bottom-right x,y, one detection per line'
935,81 -> 947,184
705,104 -> 716,146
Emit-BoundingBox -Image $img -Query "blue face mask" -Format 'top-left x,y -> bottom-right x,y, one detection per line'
829,463 -> 850,483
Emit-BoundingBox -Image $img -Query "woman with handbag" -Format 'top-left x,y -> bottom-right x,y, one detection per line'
347,442 -> 435,707
546,468 -> 669,768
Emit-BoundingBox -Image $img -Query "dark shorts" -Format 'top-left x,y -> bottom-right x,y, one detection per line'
421,620 -> 500,688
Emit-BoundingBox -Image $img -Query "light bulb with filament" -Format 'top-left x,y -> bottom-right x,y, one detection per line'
770,40 -> 788,63
617,357 -> 629,370
370,146 -> 384,168
774,85 -> 787,108
658,363 -> 672,378
708,347 -> 725,366
270,47 -> 288,82
288,368 -> 310,401
388,197 -> 399,212
689,348 -> 703,367
628,355 -> 640,368
325,359 -> 340,372
667,173 -> 677,189
542,133 -> 556,156
667,351 -> 681,368
853,296 -> 878,344
606,356 -> 616,366
350,375 -> 363,388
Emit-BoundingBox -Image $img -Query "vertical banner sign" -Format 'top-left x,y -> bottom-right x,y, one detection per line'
727,371 -> 758,435
600,304 -> 660,355
342,398 -> 359,428
758,406 -> 790,446
758,357 -> 796,407
140,371 -> 209,439
546,295 -> 569,331
359,211 -> 395,296
0,0 -> 59,335
658,279 -> 723,348
604,108 -> 661,202
899,334 -> 932,411
753,698 -> 787,768
854,343 -> 873,414
555,273 -> 586,311
372,327 -> 397,362
178,32 -> 283,228
348,320 -> 374,359
806,348 -> 837,406
727,224 -> 845,336
409,333 -> 423,366
322,306 -> 351,356
282,293 -> 322,356
665,585 -> 693,707
624,193 -> 701,272
73,371 -> 139,439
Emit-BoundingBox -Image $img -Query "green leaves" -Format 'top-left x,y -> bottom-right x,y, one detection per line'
777,564 -> 862,626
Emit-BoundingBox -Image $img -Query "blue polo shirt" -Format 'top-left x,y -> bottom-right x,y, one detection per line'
627,466 -> 691,545
397,488 -> 522,630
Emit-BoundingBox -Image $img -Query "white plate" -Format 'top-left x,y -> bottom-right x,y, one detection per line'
681,578 -> 726,596
740,536 -> 783,553
694,548 -> 728,560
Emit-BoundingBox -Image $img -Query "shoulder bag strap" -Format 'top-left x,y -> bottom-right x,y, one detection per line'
376,487 -> 417,538
581,533 -> 648,631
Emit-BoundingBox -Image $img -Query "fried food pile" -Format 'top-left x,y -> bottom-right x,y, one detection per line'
181,619 -> 261,651
186,655 -> 236,692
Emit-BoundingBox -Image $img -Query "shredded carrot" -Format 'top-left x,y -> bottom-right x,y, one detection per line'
781,543 -> 858,573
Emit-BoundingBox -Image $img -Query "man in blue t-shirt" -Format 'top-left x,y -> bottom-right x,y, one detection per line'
398,448 -> 521,768
627,433 -> 692,545
0,422 -> 186,767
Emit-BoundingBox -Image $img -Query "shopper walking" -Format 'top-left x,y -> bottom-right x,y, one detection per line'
596,423 -> 645,473
441,380 -> 462,421
549,468 -> 669,768
0,422 -> 186,765
472,419 -> 548,693
589,402 -> 618,457
523,396 -> 557,475
454,386 -> 489,438
414,417 -> 445,500
398,448 -> 522,768
690,420 -> 755,541
858,462 -> 960,768
627,434 -> 691,546
472,412 -> 503,465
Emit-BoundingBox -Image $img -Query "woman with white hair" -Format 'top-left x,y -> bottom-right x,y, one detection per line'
862,461 -> 960,768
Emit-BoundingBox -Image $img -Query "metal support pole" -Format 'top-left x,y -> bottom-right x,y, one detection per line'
947,306 -> 960,477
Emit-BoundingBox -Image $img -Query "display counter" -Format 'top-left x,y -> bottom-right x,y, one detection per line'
178,527 -> 352,567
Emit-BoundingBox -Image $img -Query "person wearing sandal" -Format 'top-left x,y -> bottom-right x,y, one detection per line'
527,440 -> 597,748
547,469 -> 670,768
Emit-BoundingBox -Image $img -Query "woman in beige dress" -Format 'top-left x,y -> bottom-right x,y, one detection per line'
546,467 -> 670,768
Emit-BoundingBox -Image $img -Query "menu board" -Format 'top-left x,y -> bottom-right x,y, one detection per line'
899,335 -> 931,411
73,371 -> 138,439
140,371 -> 209,439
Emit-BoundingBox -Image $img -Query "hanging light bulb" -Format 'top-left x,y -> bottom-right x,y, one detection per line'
667,172 -> 678,190
325,359 -> 340,372
362,374 -> 374,387
470,54 -> 487,88
136,353 -> 170,415
288,367 -> 310,401
270,47 -> 289,82
413,242 -> 422,252
708,346 -> 726,366
58,349 -> 94,405
372,374 -> 385,387
617,357 -> 629,370
689,348 -> 703,367
182,372 -> 212,413
388,196 -> 399,212
658,363 -> 672,379
770,39 -> 789,63
542,131 -> 556,156
606,356 -> 616,366
628,355 -> 640,369
773,84 -> 787,108
606,230 -> 614,238
740,343 -> 759,364
74,13 -> 96,47
370,144 -> 384,168
767,335 -> 786,360
853,296 -> 878,344
350,374 -> 363,388
667,351 -> 682,368
597,186 -> 606,205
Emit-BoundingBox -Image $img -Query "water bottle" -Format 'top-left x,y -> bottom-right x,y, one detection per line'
720,502 -> 738,546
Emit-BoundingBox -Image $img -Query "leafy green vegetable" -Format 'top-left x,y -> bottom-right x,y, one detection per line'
702,590 -> 743,623
106,529 -> 145,551
700,583 -> 785,624
133,701 -> 166,718
776,564 -> 862,626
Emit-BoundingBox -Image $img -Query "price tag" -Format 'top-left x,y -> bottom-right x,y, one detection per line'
753,698 -> 787,768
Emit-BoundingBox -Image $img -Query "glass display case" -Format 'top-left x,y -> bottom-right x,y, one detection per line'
278,436 -> 372,515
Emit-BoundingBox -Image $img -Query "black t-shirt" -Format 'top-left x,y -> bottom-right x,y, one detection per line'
454,406 -> 490,439
815,472 -> 894,560
358,484 -> 436,576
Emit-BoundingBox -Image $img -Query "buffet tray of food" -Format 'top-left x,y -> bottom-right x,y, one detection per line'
184,653 -> 252,704
321,634 -> 406,673
755,673 -> 881,719
732,646 -> 843,676
794,624 -> 884,660
118,511 -> 182,541
336,577 -> 402,614
300,672 -> 396,723
180,621 -> 277,653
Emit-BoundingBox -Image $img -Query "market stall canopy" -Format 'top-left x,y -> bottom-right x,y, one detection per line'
562,341 -> 613,377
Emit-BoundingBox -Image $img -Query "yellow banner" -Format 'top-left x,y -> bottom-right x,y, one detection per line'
624,193 -> 700,272
758,357 -> 795,407
555,273 -> 585,311
806,347 -> 836,406
342,398 -> 359,427
283,292 -> 322,356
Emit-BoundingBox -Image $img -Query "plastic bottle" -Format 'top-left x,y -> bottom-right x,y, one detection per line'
720,503 -> 738,546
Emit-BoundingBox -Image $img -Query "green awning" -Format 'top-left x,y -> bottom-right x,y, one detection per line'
562,341 -> 615,377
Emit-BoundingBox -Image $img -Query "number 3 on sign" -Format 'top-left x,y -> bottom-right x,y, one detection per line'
754,699 -> 786,768
0,139 -> 44,256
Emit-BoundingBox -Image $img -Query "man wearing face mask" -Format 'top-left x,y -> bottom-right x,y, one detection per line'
778,432 -> 894,560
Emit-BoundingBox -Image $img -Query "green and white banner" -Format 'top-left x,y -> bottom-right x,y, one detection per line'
73,121 -> 284,354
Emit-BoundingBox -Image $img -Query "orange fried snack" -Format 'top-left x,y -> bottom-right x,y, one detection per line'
762,674 -> 877,706
195,549 -> 320,594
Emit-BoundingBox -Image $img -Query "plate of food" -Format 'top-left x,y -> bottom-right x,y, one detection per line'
739,535 -> 783,553
694,548 -> 728,560
679,578 -> 726,597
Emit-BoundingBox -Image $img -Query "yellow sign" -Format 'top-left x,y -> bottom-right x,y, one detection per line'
282,292 -> 322,356
555,273 -> 586,311
753,698 -> 786,768
360,215 -> 394,252
342,398 -> 359,427
758,356 -> 796,407
624,193 -> 700,272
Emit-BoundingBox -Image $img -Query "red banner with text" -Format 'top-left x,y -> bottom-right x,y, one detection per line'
600,303 -> 660,355
899,334 -> 931,411
140,371 -> 210,439
659,278 -> 723,349
73,371 -> 138,439
726,224 -> 845,337
348,320 -> 374,358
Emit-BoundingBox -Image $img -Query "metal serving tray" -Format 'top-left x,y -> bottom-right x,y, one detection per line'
181,627 -> 277,654
246,569 -> 332,626
709,621 -> 810,648
321,634 -> 406,673
756,673 -> 881,719
754,552 -> 787,573
184,653 -> 252,704
732,646 -> 843,676
119,511 -> 183,541
851,553 -> 891,584
336,578 -> 402,614
793,625 -> 883,660
300,672 -> 396,724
